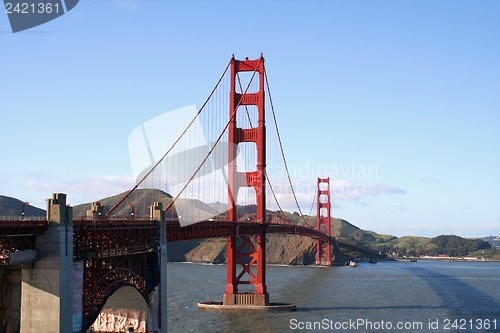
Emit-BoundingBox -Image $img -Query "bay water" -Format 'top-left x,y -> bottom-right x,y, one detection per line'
166,261 -> 500,332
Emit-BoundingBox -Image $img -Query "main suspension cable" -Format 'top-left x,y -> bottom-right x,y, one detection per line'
306,185 -> 318,227
164,57 -> 263,216
105,61 -> 232,216
236,73 -> 293,226
264,69 -> 315,229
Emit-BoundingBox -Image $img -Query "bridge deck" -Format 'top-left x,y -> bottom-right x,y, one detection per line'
0,219 -> 49,265
0,219 -> 49,236
1,218 -> 331,264
166,220 -> 331,242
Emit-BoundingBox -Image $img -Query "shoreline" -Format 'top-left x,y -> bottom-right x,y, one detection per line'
168,259 -> 500,267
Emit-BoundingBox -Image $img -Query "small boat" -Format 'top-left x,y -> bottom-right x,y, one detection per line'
348,261 -> 356,267
395,258 -> 417,262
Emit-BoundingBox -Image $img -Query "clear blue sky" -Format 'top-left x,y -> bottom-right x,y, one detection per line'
1,0 -> 499,237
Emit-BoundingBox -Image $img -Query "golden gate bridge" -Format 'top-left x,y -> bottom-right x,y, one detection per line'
1,55 -> 335,332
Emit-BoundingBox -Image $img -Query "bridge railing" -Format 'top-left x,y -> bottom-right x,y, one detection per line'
0,216 -> 47,221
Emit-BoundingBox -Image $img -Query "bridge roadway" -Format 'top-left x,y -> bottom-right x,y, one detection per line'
0,219 -> 48,235
165,219 -> 330,242
2,216 -> 333,331
0,219 -> 48,265
2,218 -> 331,263
73,218 -> 331,259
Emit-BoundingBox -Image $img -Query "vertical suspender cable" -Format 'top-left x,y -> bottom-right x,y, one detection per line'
105,61 -> 231,216
264,69 -> 315,229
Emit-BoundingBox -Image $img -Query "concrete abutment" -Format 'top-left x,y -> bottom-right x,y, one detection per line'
20,193 -> 79,333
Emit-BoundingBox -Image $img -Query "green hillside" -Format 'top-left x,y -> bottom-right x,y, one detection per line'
371,234 -> 497,259
331,218 -> 396,244
0,195 -> 45,217
373,236 -> 438,256
431,235 -> 491,257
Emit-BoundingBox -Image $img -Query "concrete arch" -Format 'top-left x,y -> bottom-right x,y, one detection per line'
91,285 -> 152,332
83,268 -> 150,331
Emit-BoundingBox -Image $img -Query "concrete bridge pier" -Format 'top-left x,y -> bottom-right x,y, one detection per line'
150,202 -> 167,333
20,193 -> 78,333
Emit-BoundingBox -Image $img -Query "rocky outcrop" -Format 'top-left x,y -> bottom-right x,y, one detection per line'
180,234 -> 349,265
184,239 -> 227,263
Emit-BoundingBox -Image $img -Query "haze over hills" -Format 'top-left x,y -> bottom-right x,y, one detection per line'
72,189 -> 228,224
1,192 -> 498,262
482,236 -> 500,249
72,189 -> 174,218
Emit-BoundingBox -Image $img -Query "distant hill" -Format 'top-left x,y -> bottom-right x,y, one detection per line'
370,234 -> 497,259
0,195 -> 45,217
70,190 -> 382,264
8,191 -> 381,264
3,192 -> 497,262
482,236 -> 500,249
431,235 -> 491,257
180,214 -> 385,265
322,221 -> 498,260
72,189 -> 174,218
72,189 -> 226,222
372,235 -> 437,256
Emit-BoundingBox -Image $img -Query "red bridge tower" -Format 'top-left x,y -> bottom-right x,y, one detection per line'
224,55 -> 269,306
316,177 -> 332,265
